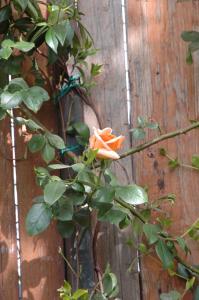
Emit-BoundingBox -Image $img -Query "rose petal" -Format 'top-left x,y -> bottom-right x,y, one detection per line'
106,135 -> 125,150
96,148 -> 120,160
93,127 -> 112,150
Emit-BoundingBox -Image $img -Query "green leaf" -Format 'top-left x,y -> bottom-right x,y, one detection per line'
193,286 -> 199,300
23,86 -> 49,112
13,0 -> 28,11
77,170 -> 98,187
7,77 -> 29,91
42,143 -> 55,163
48,164 -> 70,170
0,91 -> 23,109
26,203 -> 52,236
1,39 -> 15,48
185,277 -> 195,291
160,290 -> 181,300
56,197 -> 73,221
14,40 -> 35,52
91,63 -> 102,76
46,133 -> 65,150
192,155 -> 199,169
116,184 -> 148,205
0,47 -> 12,59
181,31 -> 199,42
0,5 -> 11,23
177,263 -> 190,279
186,50 -> 193,65
93,187 -> 115,204
72,163 -> 85,173
168,159 -> 180,169
131,128 -> 146,140
0,107 -> 6,120
99,208 -> 127,226
73,289 -> 88,299
103,272 -> 118,298
66,190 -> 85,205
176,237 -> 190,254
28,134 -> 45,153
147,122 -> 159,129
45,27 -> 58,53
44,180 -> 66,205
104,169 -> 119,186
57,220 -> 75,238
143,224 -> 161,245
54,20 -> 74,46
73,122 -> 90,142
155,240 -> 174,270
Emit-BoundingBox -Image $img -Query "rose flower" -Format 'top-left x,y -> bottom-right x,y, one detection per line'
89,127 -> 125,160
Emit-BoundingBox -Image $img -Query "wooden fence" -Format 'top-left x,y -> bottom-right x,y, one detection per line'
1,0 -> 199,299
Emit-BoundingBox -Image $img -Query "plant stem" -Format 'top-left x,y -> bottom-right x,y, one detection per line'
115,198 -> 146,223
120,121 -> 199,159
181,217 -> 199,238
59,247 -> 79,279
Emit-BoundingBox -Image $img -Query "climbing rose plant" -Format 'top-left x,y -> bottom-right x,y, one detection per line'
0,1 -> 199,299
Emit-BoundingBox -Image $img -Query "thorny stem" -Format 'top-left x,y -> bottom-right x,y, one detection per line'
119,121 -> 199,159
115,198 -> 199,276
59,247 -> 79,279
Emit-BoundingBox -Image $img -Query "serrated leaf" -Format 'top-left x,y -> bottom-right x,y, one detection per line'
131,127 -> 146,140
160,290 -> 181,300
155,240 -> 174,270
103,272 -> 118,298
116,184 -> 148,205
54,20 -> 74,46
44,180 -> 66,205
181,31 -> 199,42
0,47 -> 12,59
28,134 -> 45,153
45,27 -> 58,53
73,289 -> 88,299
23,86 -> 49,112
26,203 -> 52,236
13,0 -> 28,11
0,5 -> 11,23
0,91 -> 23,109
14,40 -> 35,52
143,224 -> 161,244
46,133 -> 65,150
42,143 -> 55,163
56,197 -> 73,221
192,155 -> 199,169
48,164 -> 70,170
185,277 -> 195,291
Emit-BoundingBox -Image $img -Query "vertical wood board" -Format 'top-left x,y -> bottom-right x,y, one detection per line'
0,119 -> 19,300
128,1 -> 199,299
80,1 -> 141,299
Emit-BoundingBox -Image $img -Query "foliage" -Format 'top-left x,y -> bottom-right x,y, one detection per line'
0,1 -> 199,299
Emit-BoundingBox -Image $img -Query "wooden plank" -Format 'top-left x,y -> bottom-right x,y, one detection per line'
128,0 -> 199,299
79,1 -> 141,299
0,118 -> 19,300
15,100 -> 65,300
14,2 -> 65,297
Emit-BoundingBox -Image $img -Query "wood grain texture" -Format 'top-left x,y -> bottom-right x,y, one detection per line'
0,119 -> 19,300
79,1 -> 141,299
15,100 -> 65,300
14,3 -> 65,299
128,0 -> 199,299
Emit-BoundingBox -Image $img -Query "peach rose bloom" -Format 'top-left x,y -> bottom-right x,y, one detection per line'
89,127 -> 125,160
